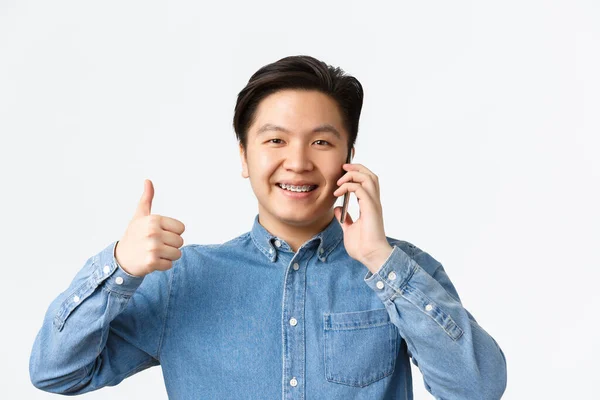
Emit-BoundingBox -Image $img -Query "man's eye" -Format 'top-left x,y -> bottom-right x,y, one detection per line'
268,139 -> 283,144
314,140 -> 331,146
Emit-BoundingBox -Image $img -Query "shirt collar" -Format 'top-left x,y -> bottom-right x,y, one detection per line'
250,214 -> 343,263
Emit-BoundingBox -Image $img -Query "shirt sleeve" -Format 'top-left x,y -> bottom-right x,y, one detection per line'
363,242 -> 507,400
29,240 -> 174,395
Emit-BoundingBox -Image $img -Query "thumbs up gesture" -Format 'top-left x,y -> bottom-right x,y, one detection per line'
114,179 -> 186,277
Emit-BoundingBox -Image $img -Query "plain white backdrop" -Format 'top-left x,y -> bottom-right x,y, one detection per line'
1,1 -> 598,398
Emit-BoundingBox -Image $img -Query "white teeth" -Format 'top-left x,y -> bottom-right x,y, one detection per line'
278,183 -> 317,192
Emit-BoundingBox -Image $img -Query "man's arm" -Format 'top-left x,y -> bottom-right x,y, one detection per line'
363,241 -> 507,400
29,240 -> 173,395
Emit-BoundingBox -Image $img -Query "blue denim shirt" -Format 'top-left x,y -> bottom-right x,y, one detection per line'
30,214 -> 507,399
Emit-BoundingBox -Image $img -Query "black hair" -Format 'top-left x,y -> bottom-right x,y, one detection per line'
233,55 -> 363,156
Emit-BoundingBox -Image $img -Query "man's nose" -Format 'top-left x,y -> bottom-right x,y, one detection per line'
283,146 -> 313,171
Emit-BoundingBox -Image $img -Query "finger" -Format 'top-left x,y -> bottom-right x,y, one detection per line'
160,216 -> 186,235
343,162 -> 375,175
154,258 -> 173,271
334,182 -> 379,214
334,206 -> 354,227
334,181 -> 376,203
334,182 -> 373,202
158,245 -> 182,261
134,179 -> 154,219
337,171 -> 379,195
343,163 -> 380,189
161,230 -> 185,248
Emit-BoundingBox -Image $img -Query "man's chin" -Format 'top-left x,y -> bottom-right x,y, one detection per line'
275,208 -> 334,227
277,213 -> 316,226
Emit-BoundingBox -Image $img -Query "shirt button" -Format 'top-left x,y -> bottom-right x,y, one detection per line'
274,239 -> 281,247
115,277 -> 124,285
376,281 -> 385,290
73,295 -> 80,303
290,377 -> 298,387
289,317 -> 298,326
292,263 -> 299,270
388,271 -> 397,280
425,304 -> 433,311
319,247 -> 324,254
103,265 -> 110,274
269,248 -> 273,254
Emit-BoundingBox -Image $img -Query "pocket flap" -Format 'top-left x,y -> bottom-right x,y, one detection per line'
324,307 -> 391,331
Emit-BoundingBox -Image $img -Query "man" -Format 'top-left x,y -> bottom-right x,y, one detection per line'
30,55 -> 507,399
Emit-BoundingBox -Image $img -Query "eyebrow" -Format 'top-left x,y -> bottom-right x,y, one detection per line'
256,123 -> 342,140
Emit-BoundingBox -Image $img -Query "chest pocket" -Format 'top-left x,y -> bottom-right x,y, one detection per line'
323,307 -> 398,387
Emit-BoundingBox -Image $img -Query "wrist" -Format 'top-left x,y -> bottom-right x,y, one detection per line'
361,244 -> 394,274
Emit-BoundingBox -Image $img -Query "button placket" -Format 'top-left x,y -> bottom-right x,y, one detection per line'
283,254 -> 305,395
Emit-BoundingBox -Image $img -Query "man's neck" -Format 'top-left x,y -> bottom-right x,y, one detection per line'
258,211 -> 334,253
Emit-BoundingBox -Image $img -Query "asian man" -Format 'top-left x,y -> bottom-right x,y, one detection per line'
30,55 -> 507,399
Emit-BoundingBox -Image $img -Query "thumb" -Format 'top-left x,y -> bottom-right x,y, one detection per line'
334,206 -> 353,230
134,179 -> 154,218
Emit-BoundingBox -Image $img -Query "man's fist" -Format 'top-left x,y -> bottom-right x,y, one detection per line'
114,179 -> 185,277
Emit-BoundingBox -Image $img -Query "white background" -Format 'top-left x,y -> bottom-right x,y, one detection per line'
1,1 -> 598,398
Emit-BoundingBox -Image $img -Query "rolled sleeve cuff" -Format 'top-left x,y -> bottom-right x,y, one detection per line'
364,245 -> 419,302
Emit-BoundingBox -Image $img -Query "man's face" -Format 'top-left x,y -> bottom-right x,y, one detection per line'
239,89 -> 354,229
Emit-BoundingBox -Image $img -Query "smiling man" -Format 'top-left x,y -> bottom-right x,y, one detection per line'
239,88 -> 352,252
30,56 -> 507,399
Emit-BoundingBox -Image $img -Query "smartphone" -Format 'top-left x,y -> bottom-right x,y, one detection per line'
339,151 -> 353,224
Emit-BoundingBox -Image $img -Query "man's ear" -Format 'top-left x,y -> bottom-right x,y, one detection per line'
239,143 -> 249,179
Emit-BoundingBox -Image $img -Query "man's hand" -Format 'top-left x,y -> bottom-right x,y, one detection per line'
333,163 -> 393,274
115,179 -> 186,277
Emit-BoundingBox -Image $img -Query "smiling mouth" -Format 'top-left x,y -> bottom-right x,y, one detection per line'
276,183 -> 319,193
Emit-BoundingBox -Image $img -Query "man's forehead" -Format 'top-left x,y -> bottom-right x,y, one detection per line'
248,89 -> 347,139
